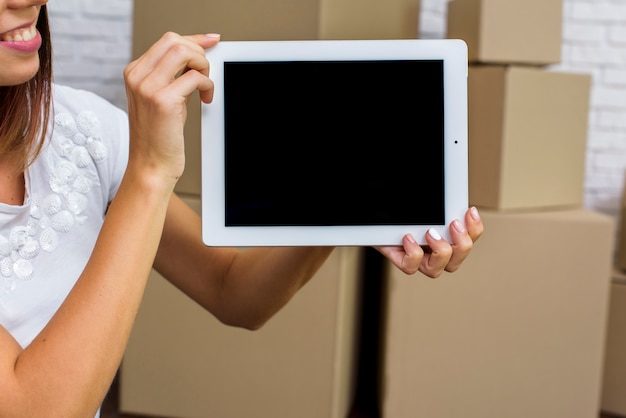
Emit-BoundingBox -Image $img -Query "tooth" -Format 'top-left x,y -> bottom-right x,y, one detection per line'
0,25 -> 36,42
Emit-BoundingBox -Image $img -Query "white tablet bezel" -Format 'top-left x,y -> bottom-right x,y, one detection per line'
201,39 -> 468,246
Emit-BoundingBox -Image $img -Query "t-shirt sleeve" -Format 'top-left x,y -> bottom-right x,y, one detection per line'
78,90 -> 130,205
105,105 -> 130,203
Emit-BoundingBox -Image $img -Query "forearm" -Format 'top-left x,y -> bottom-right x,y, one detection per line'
4,169 -> 174,417
216,246 -> 335,329
154,201 -> 334,330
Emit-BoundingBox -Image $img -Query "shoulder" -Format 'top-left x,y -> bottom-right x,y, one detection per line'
51,83 -> 128,147
48,84 -> 129,199
52,83 -> 127,123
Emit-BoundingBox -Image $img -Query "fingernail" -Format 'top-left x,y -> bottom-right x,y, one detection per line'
452,219 -> 466,233
405,233 -> 417,244
205,33 -> 221,39
470,206 -> 481,221
428,228 -> 442,240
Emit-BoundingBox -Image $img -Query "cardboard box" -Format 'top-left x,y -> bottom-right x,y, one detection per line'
381,209 -> 615,418
468,65 -> 591,211
120,196 -> 365,418
132,0 -> 421,195
600,271 -> 626,416
615,180 -> 626,271
446,0 -> 562,65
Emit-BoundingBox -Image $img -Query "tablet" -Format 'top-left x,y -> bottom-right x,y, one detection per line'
201,39 -> 468,246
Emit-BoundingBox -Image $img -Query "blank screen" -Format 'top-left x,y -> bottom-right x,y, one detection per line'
223,60 -> 445,226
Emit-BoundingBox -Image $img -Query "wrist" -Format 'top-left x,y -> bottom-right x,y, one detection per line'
120,159 -> 179,201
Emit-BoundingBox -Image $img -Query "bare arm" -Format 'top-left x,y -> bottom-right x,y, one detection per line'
0,32 -> 221,416
154,196 -> 483,330
0,168 -> 175,417
154,194 -> 334,329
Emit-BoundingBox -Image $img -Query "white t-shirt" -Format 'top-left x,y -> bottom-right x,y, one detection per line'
0,84 -> 129,416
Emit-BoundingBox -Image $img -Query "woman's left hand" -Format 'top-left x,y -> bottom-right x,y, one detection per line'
375,206 -> 483,278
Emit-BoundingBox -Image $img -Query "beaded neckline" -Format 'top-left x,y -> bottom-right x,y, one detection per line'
0,110 -> 108,293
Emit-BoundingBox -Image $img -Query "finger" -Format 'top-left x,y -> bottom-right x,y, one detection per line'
127,32 -> 202,79
443,219 -> 474,273
185,33 -> 221,50
125,50 -> 211,116
174,33 -> 221,77
143,32 -> 216,72
174,70 -> 215,104
134,42 -> 210,91
198,79 -> 216,103
375,234 -> 424,275
126,32 -> 217,86
466,206 -> 484,242
418,228 -> 453,278
442,207 -> 483,272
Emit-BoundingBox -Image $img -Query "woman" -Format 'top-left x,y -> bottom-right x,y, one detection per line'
0,1 -> 483,416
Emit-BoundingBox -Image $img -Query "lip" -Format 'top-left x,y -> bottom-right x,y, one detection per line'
0,22 -> 42,54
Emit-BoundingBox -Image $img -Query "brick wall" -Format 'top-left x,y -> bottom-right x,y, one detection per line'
48,0 -> 626,235
48,0 -> 132,110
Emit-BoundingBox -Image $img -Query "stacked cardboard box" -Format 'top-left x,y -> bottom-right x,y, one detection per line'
447,0 -> 562,66
447,0 -> 590,211
601,182 -> 626,416
601,270 -> 626,416
379,1 -> 616,418
616,182 -> 626,272
381,210 -> 614,418
120,1 -> 421,417
464,65 -> 590,210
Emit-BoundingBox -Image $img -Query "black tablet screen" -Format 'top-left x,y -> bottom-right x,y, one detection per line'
223,60 -> 445,226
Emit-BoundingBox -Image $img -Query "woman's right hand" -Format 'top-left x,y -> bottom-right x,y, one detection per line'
123,32 -> 220,186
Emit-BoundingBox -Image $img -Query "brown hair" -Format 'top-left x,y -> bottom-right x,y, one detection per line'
0,5 -> 53,171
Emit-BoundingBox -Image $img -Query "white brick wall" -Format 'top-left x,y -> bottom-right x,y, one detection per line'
48,0 -> 132,110
48,0 -> 626,232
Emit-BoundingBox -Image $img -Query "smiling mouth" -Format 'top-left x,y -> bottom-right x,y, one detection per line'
1,22 -> 38,42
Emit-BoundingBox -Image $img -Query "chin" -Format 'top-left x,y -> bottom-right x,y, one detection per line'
0,59 -> 41,87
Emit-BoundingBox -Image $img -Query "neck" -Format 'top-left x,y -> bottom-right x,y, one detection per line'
0,157 -> 25,205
